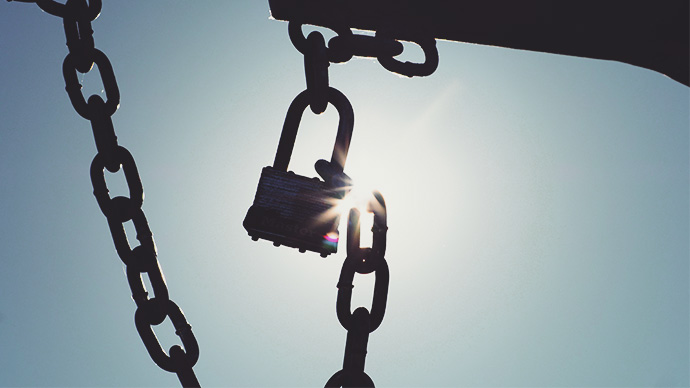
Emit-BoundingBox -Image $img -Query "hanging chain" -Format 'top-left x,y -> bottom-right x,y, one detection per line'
286,20 -> 430,387
289,21 -> 439,78
11,1 -> 201,386
326,192 -> 389,388
288,20 -> 431,387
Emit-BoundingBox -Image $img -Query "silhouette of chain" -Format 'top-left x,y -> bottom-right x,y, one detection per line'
326,192 -> 389,387
289,22 -> 406,387
13,3 -> 431,387
289,21 -> 438,79
291,20 -> 439,114
11,1 -> 201,386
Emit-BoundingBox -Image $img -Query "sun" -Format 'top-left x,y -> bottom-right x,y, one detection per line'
324,182 -> 377,248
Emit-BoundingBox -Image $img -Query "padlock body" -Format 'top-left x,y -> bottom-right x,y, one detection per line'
243,166 -> 341,256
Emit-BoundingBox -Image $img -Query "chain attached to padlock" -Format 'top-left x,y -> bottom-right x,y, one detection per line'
251,19 -> 403,387
243,87 -> 354,257
326,191 -> 389,388
244,18 -> 438,258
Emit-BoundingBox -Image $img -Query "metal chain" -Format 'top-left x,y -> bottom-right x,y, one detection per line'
288,21 -> 438,78
288,20 -> 398,387
15,2 -> 413,386
12,1 -> 201,386
326,191 -> 389,387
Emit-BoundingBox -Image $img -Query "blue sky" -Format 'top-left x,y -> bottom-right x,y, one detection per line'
1,1 -> 688,387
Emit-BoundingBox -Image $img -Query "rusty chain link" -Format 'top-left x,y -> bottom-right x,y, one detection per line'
12,1 -> 201,386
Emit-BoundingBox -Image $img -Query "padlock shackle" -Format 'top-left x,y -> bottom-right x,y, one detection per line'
273,87 -> 354,173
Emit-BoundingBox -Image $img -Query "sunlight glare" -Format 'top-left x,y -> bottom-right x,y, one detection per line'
334,183 -> 377,248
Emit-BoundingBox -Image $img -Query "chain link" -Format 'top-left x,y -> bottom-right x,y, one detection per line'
288,21 -> 438,78
304,30 -> 329,114
327,192 -> 389,387
63,48 -> 119,119
13,1 -> 201,386
328,33 -> 403,64
375,30 -> 438,77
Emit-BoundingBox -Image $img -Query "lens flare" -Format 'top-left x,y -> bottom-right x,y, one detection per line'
316,179 -> 380,251
336,185 -> 374,216
322,231 -> 339,251
324,232 -> 339,243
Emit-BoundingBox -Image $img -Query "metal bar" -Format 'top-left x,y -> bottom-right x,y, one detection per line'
268,0 -> 689,86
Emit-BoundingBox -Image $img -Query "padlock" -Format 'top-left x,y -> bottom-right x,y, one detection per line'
243,87 -> 354,257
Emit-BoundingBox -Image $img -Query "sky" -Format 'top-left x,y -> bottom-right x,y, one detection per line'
0,1 -> 688,387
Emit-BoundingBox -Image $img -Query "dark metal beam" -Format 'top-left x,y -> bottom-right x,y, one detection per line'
269,0 -> 689,86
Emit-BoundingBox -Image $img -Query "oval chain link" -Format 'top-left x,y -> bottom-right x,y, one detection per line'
327,191 -> 389,387
289,21 -> 437,77
63,48 -> 120,119
376,30 -> 439,77
135,299 -> 200,373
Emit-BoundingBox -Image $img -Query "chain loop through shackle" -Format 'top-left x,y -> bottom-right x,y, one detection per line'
12,0 -> 202,385
328,33 -> 403,64
327,191 -> 389,387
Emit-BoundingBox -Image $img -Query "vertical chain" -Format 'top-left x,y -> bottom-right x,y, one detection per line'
326,191 -> 389,387
14,1 -> 201,386
288,22 -> 399,387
